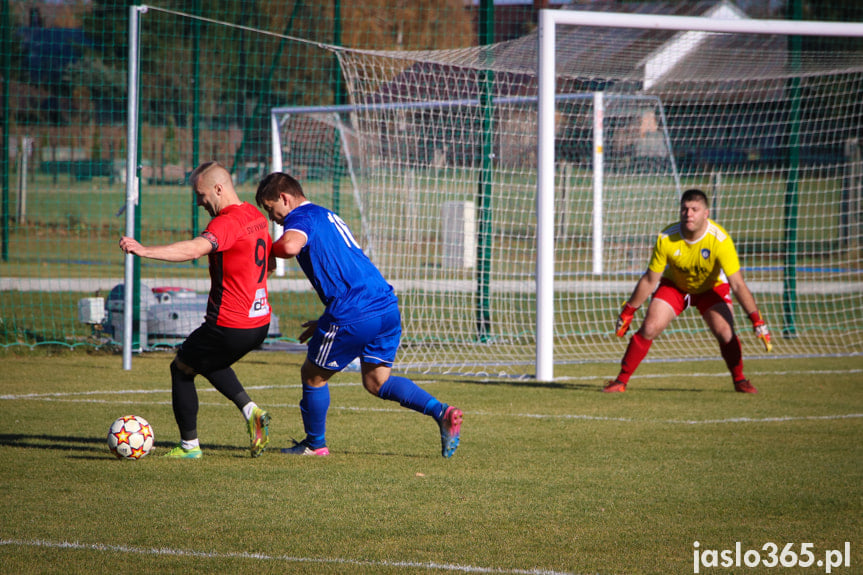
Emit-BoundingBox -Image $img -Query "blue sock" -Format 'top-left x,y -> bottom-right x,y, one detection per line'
378,376 -> 444,421
300,383 -> 329,448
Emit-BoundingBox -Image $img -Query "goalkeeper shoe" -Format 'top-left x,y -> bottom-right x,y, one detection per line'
163,444 -> 203,459
281,439 -> 330,456
439,405 -> 463,458
602,380 -> 627,393
734,379 -> 758,394
247,407 -> 270,458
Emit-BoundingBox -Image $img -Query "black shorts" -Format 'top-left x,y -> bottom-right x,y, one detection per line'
176,322 -> 269,375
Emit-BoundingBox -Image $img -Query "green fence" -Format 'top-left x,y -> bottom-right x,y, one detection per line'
0,0 -> 518,351
2,1 -> 862,370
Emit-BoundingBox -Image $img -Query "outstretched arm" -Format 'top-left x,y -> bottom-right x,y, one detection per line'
119,236 -> 213,262
728,270 -> 772,352
615,269 -> 662,337
626,269 -> 663,310
726,270 -> 758,317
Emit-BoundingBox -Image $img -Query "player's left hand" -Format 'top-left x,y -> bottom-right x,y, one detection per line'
298,320 -> 318,344
119,236 -> 142,255
748,311 -> 772,352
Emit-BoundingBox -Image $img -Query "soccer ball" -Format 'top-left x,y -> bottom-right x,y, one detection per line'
107,415 -> 154,460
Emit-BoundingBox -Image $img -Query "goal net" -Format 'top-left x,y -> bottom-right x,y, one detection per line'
271,90 -> 682,374
311,9 -> 863,376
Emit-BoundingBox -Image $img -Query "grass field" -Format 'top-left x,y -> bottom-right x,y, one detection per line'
1,350 -> 861,574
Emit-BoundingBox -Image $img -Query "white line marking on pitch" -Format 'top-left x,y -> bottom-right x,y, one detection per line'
552,368 -> 863,382
2,369 -> 861,426
0,381 -> 361,400
1,395 -> 859,426
3,368 -> 859,401
0,539 -> 574,575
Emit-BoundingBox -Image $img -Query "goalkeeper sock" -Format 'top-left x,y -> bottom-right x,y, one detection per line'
720,335 -> 745,382
379,376 -> 444,421
617,332 -> 652,384
300,383 -> 330,448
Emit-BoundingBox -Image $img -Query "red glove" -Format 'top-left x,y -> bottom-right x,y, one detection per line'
748,311 -> 772,352
615,303 -> 638,338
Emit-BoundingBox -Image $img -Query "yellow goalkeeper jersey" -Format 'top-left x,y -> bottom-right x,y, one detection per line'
647,219 -> 741,294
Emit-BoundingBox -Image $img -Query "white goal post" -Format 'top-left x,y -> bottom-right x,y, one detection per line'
536,10 -> 863,381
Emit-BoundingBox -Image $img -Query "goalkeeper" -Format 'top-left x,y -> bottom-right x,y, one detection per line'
605,188 -> 771,394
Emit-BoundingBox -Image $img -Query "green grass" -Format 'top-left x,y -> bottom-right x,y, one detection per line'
1,351 -> 861,574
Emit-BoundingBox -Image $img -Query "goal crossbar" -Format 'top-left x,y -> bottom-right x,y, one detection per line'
543,10 -> 863,37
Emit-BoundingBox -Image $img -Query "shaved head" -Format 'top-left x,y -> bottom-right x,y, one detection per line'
190,161 -> 231,189
189,161 -> 240,216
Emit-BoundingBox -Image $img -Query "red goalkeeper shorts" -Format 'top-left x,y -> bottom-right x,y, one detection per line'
653,278 -> 732,317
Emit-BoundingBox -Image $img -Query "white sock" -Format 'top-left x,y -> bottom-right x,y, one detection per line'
241,402 -> 258,421
181,438 -> 199,450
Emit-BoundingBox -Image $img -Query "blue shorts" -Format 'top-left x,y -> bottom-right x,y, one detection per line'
307,308 -> 402,371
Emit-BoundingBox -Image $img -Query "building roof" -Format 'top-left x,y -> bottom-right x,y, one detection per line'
354,0 -> 859,108
494,1 -> 790,88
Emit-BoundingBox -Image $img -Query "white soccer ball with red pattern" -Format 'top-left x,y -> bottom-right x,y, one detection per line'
107,415 -> 154,460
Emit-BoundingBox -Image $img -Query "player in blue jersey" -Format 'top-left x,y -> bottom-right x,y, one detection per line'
255,171 -> 463,458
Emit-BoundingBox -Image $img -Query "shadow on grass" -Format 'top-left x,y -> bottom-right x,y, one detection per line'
0,434 -> 251,458
454,378 -> 598,391
454,378 -> 708,393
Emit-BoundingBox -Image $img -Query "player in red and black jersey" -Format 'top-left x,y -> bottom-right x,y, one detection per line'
119,161 -> 273,458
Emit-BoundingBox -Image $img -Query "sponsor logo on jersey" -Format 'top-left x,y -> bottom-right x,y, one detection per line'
248,288 -> 270,318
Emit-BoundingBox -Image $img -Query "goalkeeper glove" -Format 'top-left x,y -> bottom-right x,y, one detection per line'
615,303 -> 638,338
748,310 -> 772,352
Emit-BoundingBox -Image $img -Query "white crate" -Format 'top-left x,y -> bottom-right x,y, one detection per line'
441,201 -> 476,269
77,297 -> 106,325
